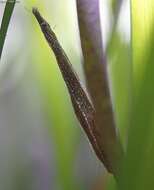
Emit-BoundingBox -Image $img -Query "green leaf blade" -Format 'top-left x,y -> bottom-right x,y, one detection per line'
0,0 -> 16,59
118,1 -> 154,189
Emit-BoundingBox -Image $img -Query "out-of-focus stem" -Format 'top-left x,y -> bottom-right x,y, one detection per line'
76,0 -> 124,176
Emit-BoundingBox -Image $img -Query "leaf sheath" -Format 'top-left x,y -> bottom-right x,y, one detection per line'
32,8 -> 113,172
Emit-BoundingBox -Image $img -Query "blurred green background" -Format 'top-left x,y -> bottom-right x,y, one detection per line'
0,1 -> 107,189
3,0 -> 154,190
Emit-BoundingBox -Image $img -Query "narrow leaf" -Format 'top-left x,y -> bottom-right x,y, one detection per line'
0,0 -> 16,59
32,8 -> 113,172
118,1 -> 154,189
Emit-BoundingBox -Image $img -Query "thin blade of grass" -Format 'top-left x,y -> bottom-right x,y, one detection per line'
106,0 -> 132,146
0,0 -> 16,59
111,0 -> 123,19
108,32 -> 132,145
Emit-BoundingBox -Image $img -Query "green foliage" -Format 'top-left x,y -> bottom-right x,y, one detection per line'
118,1 -> 154,189
1,0 -> 154,189
0,0 -> 16,59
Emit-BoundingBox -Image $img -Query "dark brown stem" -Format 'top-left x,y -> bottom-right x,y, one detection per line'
32,8 -> 113,172
32,8 -> 124,176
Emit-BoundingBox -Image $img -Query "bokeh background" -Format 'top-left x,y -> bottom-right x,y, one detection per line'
0,0 -> 130,189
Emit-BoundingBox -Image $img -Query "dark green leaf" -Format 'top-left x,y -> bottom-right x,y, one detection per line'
0,0 -> 16,59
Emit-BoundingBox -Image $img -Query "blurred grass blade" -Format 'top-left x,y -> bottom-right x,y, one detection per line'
32,8 -> 113,172
132,0 -> 154,91
108,32 -> 132,145
111,0 -> 123,19
118,1 -> 154,189
0,0 -> 16,59
106,0 -> 132,146
110,0 -> 123,31
76,0 -> 123,175
107,0 -> 123,52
